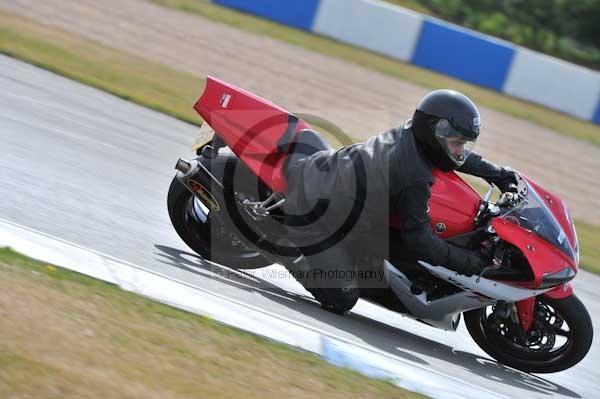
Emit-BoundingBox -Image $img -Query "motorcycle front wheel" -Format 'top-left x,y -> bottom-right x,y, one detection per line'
464,294 -> 593,373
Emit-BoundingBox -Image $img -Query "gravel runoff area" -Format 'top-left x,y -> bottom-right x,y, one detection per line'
2,0 -> 599,224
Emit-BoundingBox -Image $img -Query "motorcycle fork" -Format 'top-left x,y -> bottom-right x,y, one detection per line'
516,297 -> 536,331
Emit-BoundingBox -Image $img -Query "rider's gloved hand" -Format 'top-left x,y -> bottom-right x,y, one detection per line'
448,247 -> 489,277
494,167 -> 519,193
461,252 -> 489,277
497,191 -> 520,207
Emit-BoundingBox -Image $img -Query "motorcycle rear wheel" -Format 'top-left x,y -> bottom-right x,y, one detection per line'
167,175 -> 270,269
464,294 -> 593,373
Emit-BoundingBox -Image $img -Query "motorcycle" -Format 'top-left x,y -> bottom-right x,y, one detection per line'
167,76 -> 593,373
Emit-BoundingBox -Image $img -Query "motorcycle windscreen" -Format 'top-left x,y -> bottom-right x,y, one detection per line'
523,176 -> 578,262
500,180 -> 577,263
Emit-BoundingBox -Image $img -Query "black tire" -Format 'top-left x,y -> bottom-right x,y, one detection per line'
167,174 -> 270,270
465,294 -> 593,373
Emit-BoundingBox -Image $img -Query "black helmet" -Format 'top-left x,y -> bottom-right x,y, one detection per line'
411,89 -> 481,171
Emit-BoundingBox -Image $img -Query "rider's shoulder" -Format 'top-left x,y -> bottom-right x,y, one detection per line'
370,122 -> 409,144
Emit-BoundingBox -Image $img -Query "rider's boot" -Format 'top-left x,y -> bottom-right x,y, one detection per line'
285,248 -> 360,315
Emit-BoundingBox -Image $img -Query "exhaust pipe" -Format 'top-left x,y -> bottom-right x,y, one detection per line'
174,158 -> 224,190
175,158 -> 192,174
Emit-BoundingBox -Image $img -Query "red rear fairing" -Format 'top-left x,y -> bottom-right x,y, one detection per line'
194,76 -> 311,193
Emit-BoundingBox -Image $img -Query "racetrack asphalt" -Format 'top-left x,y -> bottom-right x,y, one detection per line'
1,55 -> 599,398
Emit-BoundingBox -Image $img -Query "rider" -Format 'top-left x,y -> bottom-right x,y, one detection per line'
282,89 -> 518,314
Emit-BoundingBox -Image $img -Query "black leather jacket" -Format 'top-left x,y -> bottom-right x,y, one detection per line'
284,121 -> 514,271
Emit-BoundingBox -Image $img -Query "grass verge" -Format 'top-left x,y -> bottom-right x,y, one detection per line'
1,11 -> 599,275
148,0 -> 600,145
573,221 -> 600,274
0,11 -> 203,126
0,247 -> 425,398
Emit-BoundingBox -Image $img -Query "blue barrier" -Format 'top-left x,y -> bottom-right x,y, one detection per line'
212,0 -> 600,125
594,98 -> 600,125
411,20 -> 515,91
213,0 -> 321,31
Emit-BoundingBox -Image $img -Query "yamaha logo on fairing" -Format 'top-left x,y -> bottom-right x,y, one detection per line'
435,222 -> 446,233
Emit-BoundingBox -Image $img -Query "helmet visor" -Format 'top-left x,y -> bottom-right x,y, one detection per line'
433,119 -> 477,167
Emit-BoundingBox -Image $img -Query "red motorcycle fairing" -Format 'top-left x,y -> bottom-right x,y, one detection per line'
428,169 -> 481,238
544,282 -> 574,299
388,169 -> 481,237
492,217 -> 577,289
523,176 -> 578,258
194,76 -> 311,193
